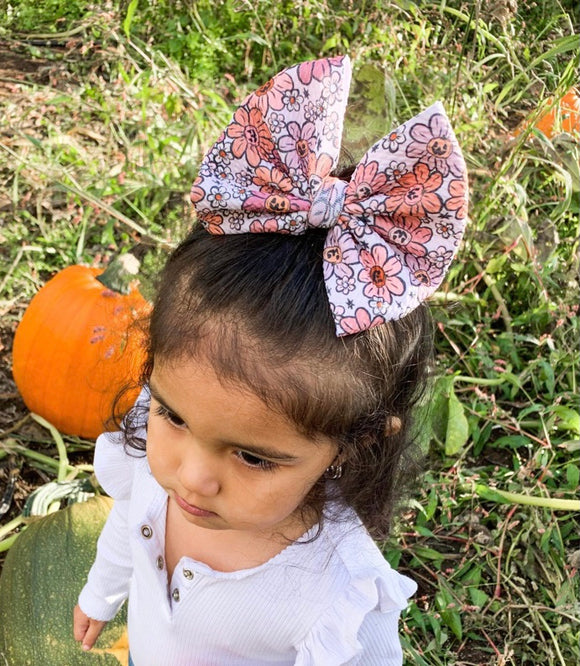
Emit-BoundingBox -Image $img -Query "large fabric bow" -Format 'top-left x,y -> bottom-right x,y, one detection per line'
190,55 -> 468,336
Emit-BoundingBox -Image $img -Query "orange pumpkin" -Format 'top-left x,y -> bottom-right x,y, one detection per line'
513,88 -> 580,139
12,259 -> 151,439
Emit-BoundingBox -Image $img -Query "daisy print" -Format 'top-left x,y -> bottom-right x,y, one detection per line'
278,121 -> 316,170
368,297 -> 390,317
321,69 -> 343,104
252,165 -> 294,193
226,106 -> 274,167
339,307 -> 385,335
234,170 -> 255,188
199,212 -> 225,235
249,218 -> 282,233
248,71 -> 293,115
373,215 -> 432,256
230,184 -> 250,201
336,275 -> 356,295
347,160 -> 388,200
282,88 -> 304,112
446,178 -> 468,219
211,145 -> 232,166
207,185 -> 231,209
304,98 -> 327,122
297,56 -> 342,85
359,245 -> 405,302
427,245 -> 453,269
406,112 -> 464,177
322,110 -> 341,145
322,227 -> 358,282
386,160 -> 407,182
406,254 -> 443,289
213,164 -> 232,183
435,217 -> 456,240
384,163 -> 443,219
268,112 -> 286,134
226,211 -> 248,231
382,126 -> 406,153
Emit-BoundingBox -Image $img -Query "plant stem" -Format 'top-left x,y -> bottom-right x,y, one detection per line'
30,414 -> 69,482
0,532 -> 21,553
0,515 -> 25,541
475,484 -> 580,511
1,439 -> 75,475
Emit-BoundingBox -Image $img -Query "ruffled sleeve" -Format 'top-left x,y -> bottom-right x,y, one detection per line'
93,386 -> 150,499
77,388 -> 149,621
294,521 -> 416,665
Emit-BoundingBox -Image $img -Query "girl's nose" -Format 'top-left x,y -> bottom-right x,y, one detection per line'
178,446 -> 221,497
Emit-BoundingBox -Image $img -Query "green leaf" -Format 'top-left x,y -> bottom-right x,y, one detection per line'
435,590 -> 462,640
445,388 -> 469,456
552,406 -> 580,435
566,464 -> 580,490
412,545 -> 447,561
123,0 -> 139,39
469,587 -> 489,608
440,608 -> 462,640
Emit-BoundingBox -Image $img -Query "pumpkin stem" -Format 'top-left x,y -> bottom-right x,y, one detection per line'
96,253 -> 141,294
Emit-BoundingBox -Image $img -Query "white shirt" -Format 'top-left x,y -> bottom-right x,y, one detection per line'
78,430 -> 416,665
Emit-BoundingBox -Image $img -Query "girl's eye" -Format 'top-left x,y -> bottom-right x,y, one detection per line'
154,404 -> 186,428
236,450 -> 278,471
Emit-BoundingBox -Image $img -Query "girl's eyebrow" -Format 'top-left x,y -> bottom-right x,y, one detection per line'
147,382 -> 299,462
148,382 -> 182,418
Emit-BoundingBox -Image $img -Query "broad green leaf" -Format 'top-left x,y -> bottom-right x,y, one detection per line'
469,588 -> 489,608
445,388 -> 469,456
441,608 -> 462,640
566,464 -> 580,490
552,406 -> 580,435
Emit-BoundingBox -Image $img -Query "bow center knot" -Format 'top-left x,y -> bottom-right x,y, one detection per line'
307,176 -> 347,229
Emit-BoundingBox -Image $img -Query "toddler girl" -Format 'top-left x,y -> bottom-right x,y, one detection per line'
74,55 -> 467,665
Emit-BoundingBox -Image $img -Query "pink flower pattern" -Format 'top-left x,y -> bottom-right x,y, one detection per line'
190,55 -> 468,336
406,114 -> 465,177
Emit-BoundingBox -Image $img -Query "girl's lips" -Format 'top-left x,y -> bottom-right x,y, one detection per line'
174,493 -> 217,517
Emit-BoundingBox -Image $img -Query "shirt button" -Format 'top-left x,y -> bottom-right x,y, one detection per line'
172,588 -> 180,602
141,525 -> 153,539
183,569 -> 194,580
156,556 -> 164,570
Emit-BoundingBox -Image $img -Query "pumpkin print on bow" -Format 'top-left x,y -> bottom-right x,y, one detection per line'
190,55 -> 468,336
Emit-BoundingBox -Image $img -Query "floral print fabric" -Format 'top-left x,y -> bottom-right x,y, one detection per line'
190,55 -> 468,336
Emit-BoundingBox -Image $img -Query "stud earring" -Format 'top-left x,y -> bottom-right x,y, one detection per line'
325,464 -> 343,480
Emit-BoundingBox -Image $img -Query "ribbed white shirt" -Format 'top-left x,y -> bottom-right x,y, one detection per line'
78,430 -> 416,665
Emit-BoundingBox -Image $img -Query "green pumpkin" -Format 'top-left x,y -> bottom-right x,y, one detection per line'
0,496 -> 128,665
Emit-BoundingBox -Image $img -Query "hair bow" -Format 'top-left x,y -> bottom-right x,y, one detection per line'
190,55 -> 468,336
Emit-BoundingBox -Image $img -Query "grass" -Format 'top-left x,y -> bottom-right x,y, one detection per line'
0,1 -> 578,664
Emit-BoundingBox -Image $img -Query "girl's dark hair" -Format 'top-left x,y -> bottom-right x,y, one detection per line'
123,223 -> 433,540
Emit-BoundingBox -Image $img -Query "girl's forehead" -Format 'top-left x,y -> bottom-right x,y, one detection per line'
149,355 -> 337,450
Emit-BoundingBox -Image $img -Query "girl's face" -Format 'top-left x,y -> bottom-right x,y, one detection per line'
146,355 -> 338,540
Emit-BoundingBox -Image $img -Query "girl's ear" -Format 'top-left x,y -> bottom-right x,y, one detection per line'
385,416 -> 402,437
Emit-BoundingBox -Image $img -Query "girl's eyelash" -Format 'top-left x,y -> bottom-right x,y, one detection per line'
154,404 -> 186,428
236,450 -> 278,471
